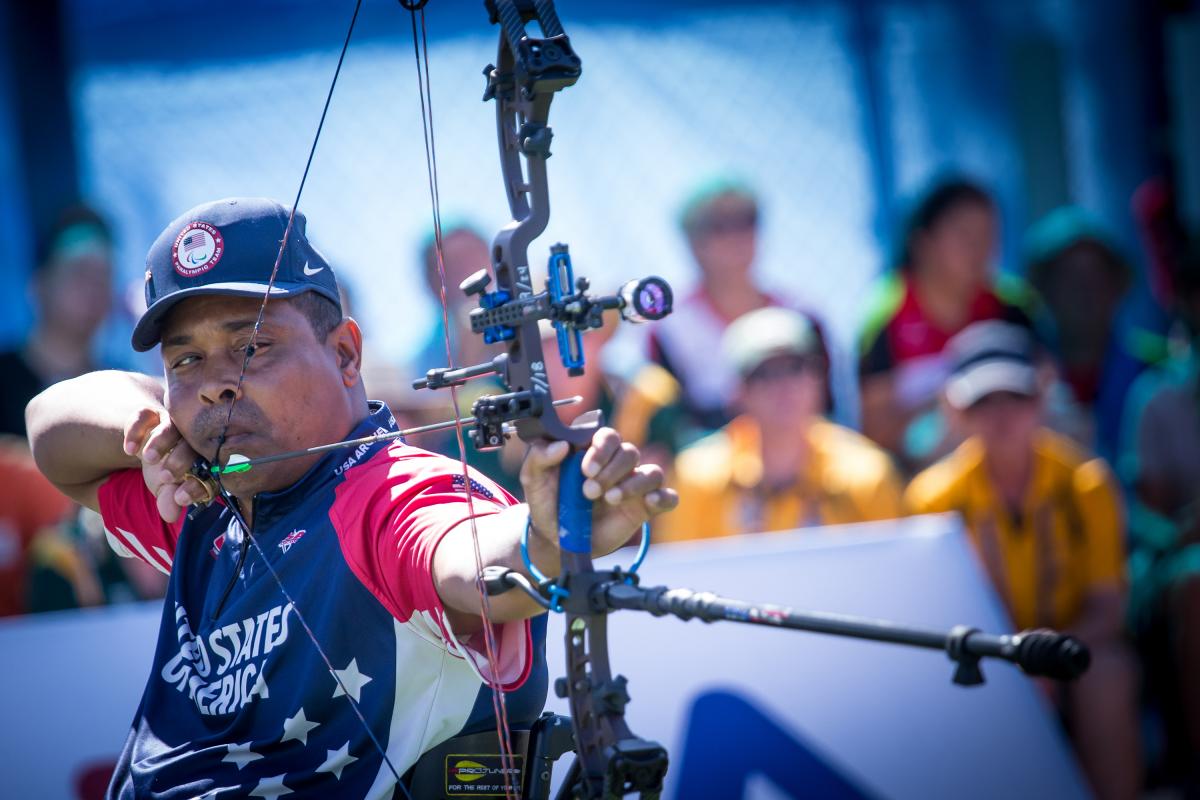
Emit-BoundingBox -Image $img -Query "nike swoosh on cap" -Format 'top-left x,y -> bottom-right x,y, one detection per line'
302,261 -> 324,276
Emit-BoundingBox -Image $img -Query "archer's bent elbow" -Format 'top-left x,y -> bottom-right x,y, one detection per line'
26,370 -> 161,490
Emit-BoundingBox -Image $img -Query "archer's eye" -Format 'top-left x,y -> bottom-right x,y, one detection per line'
171,354 -> 200,370
236,340 -> 267,357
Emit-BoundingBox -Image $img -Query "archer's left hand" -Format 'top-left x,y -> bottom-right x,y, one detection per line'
521,427 -> 678,555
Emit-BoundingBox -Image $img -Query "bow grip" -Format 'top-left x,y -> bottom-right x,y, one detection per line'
557,449 -> 592,554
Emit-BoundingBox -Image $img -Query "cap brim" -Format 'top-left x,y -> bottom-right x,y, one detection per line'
131,281 -> 339,351
944,360 -> 1038,410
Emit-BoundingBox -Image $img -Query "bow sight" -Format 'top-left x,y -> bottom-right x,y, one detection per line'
414,251 -> 672,452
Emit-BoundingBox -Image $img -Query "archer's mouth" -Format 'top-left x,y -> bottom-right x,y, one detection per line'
208,430 -> 259,455
219,432 -> 256,446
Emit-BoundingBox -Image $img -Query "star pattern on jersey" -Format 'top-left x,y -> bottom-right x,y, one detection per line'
222,741 -> 264,770
248,774 -> 293,797
331,658 -> 373,702
280,707 -> 320,746
316,741 -> 358,780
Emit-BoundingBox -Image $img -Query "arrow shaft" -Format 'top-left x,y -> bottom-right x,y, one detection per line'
211,395 -> 582,474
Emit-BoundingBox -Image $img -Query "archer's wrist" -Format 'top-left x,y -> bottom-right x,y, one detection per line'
516,505 -> 562,581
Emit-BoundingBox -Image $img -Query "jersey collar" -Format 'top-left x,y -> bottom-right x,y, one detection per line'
250,401 -> 399,529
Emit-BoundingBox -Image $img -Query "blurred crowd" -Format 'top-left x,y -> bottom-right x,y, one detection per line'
3,172 -> 1199,798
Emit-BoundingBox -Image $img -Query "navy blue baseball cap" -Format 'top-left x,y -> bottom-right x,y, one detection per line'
132,197 -> 340,351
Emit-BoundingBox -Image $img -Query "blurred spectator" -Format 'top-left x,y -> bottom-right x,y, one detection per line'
0,205 -> 115,437
858,178 -> 1039,472
27,506 -> 169,613
657,308 -> 902,542
544,320 -> 616,426
0,436 -> 74,617
645,179 -> 831,448
906,321 -> 1140,800
406,222 -> 524,495
409,221 -> 496,377
543,321 -> 687,471
608,360 -> 688,470
1119,244 -> 1200,791
1025,206 -> 1167,461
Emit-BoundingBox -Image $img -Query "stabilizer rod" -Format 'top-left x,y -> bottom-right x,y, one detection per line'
599,581 -> 1090,686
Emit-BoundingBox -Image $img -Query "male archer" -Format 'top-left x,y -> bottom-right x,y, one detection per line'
25,197 -> 677,799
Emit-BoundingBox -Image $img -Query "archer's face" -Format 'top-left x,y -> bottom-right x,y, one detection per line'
159,294 -> 359,494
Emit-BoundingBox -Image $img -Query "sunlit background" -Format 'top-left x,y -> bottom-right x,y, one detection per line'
1,0 -> 1185,414
2,1 -> 1199,798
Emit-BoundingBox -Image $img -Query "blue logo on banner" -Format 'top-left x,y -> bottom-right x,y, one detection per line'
675,690 -> 876,799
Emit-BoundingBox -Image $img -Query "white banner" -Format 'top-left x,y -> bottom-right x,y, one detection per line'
544,514 -> 1090,799
0,514 -> 1089,799
0,602 -> 161,799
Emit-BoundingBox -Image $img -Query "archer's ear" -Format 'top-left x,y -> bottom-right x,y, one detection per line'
332,316 -> 364,385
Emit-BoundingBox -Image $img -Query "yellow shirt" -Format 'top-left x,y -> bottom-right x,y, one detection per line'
905,429 -> 1125,630
656,416 -> 904,542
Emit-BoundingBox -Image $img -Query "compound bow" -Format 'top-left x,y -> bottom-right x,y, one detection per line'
195,2 -> 1092,799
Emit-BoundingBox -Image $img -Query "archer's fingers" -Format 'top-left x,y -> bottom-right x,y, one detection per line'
644,486 -> 679,515
141,417 -> 182,466
161,437 -> 201,482
584,442 -> 639,500
173,474 -> 215,509
600,463 -> 663,506
123,407 -> 163,458
520,439 -> 570,480
580,428 -> 622,480
155,480 -> 185,524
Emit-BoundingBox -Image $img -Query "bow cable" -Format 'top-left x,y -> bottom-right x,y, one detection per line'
205,0 -> 415,794
402,2 -> 520,796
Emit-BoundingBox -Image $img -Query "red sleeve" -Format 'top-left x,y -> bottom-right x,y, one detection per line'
331,445 -> 531,690
96,469 -> 183,575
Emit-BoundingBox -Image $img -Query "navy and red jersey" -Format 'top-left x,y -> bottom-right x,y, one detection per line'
97,402 -> 547,799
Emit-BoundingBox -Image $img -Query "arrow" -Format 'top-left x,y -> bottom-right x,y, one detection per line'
208,395 -> 582,475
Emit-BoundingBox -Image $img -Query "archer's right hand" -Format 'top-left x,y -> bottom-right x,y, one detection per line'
123,407 -> 212,523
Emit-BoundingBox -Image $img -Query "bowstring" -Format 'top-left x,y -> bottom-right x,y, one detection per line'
221,501 -> 411,793
405,5 -> 520,798
205,0 -> 416,795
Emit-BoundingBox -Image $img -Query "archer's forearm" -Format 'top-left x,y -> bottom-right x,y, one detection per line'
433,504 -> 561,629
26,370 -> 163,489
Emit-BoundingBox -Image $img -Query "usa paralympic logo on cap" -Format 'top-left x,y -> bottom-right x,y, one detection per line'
172,221 -> 224,277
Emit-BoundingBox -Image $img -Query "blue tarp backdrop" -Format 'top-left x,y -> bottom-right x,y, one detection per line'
0,0 -> 1158,409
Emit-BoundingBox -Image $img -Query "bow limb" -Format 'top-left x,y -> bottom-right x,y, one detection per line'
479,3 -> 671,797
403,2 -> 672,796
